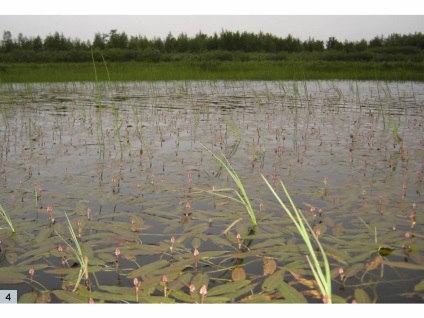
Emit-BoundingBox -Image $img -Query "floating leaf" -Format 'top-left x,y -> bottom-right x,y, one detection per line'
190,272 -> 209,291
36,291 -> 52,303
203,296 -> 231,303
240,294 -> 274,303
168,272 -> 193,291
53,290 -> 88,303
168,289 -> 197,303
277,281 -> 307,303
262,269 -> 285,292
97,252 -> 117,263
382,260 -> 424,271
377,246 -> 395,256
365,256 -> 382,272
231,268 -> 246,281
207,280 -> 251,297
354,288 -> 371,303
345,263 -> 364,278
127,259 -> 169,278
290,271 -> 316,289
6,252 -> 18,264
0,268 -> 26,283
18,292 -> 38,304
414,280 -> 424,292
191,237 -> 202,249
263,257 -> 277,276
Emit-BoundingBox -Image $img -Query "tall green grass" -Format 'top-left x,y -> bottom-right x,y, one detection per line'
261,175 -> 332,303
201,143 -> 257,228
55,212 -> 88,292
1,61 -> 422,83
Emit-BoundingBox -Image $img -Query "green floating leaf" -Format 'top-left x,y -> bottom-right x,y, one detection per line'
0,268 -> 26,283
53,290 -> 88,303
168,289 -> 197,303
190,272 -> 209,291
262,269 -> 285,292
354,288 -> 371,303
80,286 -> 176,304
127,259 -> 169,278
168,272 -> 193,292
203,296 -> 231,303
378,246 -> 395,256
36,291 -> 52,303
414,280 -> 424,292
97,252 -> 117,263
18,292 -> 38,304
345,263 -> 364,278
382,260 -> 424,271
277,281 -> 307,303
208,280 -> 252,297
192,237 -> 202,249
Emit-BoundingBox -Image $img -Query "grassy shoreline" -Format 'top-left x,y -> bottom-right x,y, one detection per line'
1,60 -> 423,83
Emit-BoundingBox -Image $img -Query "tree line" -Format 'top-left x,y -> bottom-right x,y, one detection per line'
1,29 -> 423,63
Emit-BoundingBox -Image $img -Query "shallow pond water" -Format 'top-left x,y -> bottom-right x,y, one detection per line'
0,80 -> 423,303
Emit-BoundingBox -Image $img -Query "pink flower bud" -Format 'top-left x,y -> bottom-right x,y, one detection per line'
199,284 -> 207,296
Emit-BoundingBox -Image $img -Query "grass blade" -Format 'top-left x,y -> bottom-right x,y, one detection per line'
261,174 -> 332,303
0,203 -> 15,233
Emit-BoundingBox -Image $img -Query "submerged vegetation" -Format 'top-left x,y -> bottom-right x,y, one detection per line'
0,79 -> 423,304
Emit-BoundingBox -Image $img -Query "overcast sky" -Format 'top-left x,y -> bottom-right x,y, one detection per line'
2,1 -> 424,43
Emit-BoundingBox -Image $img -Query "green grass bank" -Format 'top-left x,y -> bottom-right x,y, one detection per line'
1,60 -> 423,83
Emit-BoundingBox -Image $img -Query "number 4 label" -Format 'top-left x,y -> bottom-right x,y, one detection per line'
0,290 -> 17,304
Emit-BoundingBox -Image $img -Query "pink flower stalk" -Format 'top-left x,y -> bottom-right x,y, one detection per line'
29,268 -> 34,282
324,176 -> 328,186
194,248 -> 199,268
131,218 -> 136,232
339,267 -> 345,281
403,232 -> 411,249
199,284 -> 207,303
236,233 -> 242,250
115,248 -> 121,263
47,205 -> 53,224
87,208 -> 91,221
89,298 -> 94,304
134,277 -> 139,302
77,219 -> 82,239
162,275 -> 168,297
170,236 -> 175,253
189,284 -> 195,297
188,173 -> 192,187
315,228 -> 321,238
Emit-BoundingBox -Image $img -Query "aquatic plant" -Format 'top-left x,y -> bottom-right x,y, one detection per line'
0,203 -> 14,233
261,175 -> 332,303
201,143 -> 257,228
199,284 -> 207,303
55,212 -> 88,292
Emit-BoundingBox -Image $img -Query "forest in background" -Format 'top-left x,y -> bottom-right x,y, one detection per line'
1,29 -> 423,63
